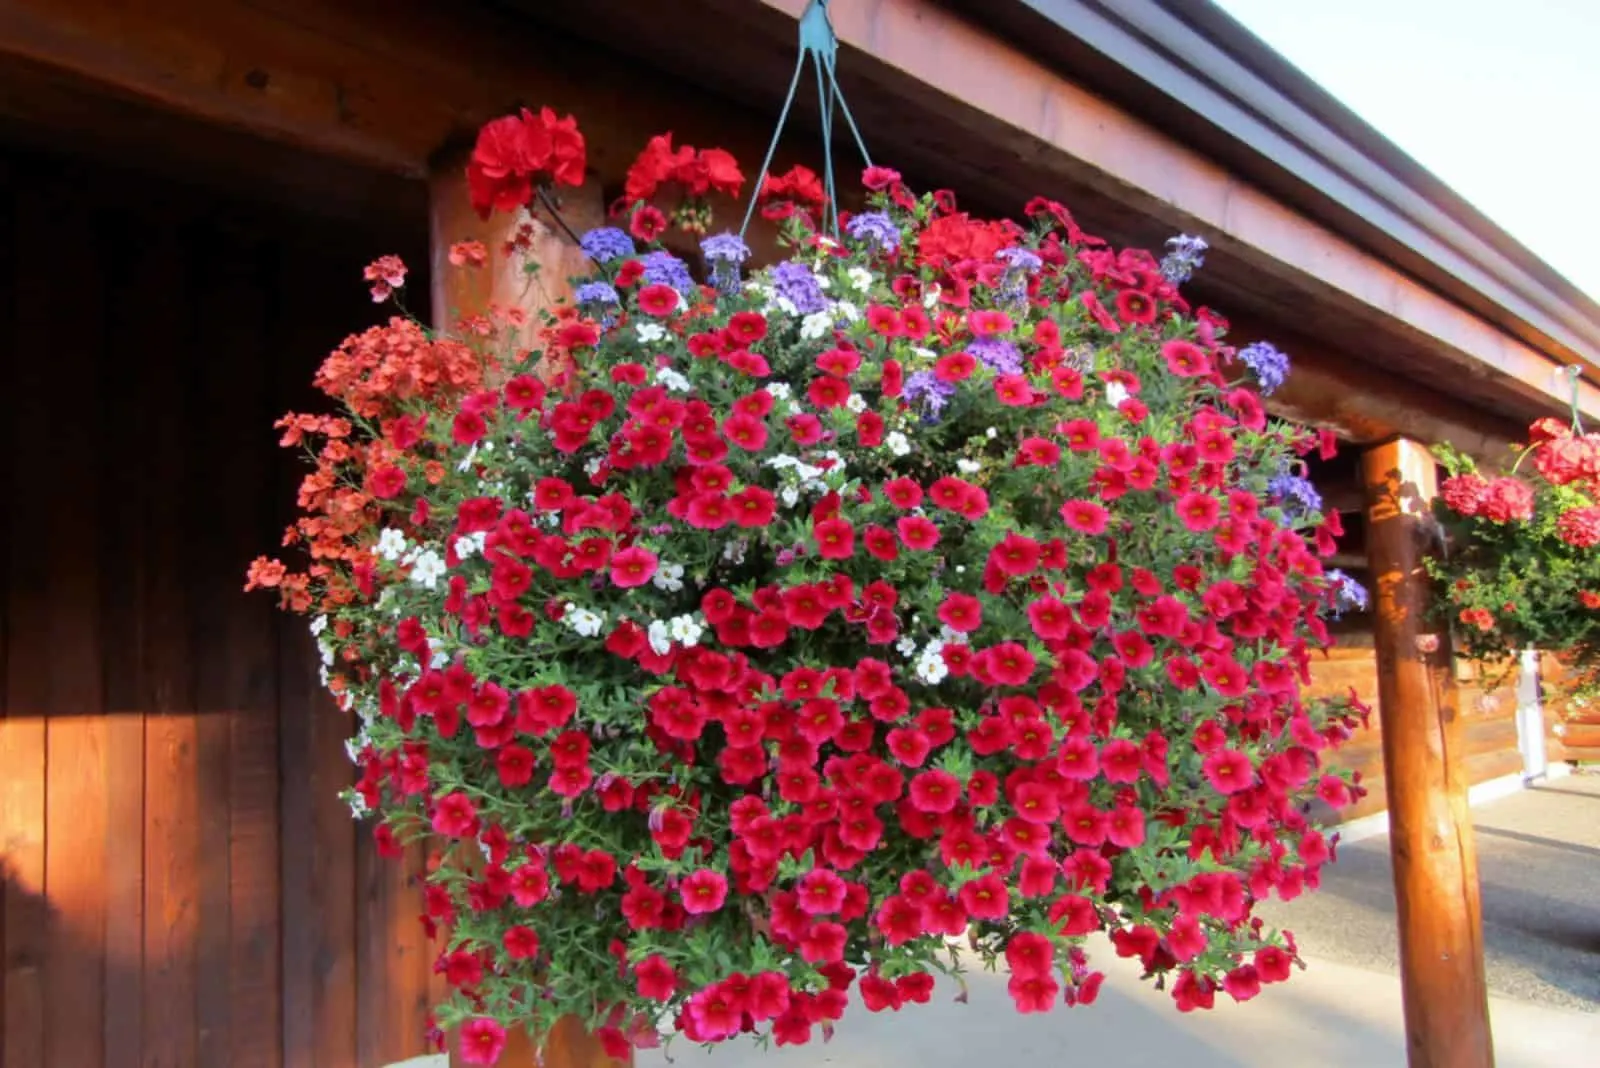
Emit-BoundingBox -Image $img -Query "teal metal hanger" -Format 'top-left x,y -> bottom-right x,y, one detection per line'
739,0 -> 875,240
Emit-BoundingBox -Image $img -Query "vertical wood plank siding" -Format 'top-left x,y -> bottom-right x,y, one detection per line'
0,146 -> 430,1068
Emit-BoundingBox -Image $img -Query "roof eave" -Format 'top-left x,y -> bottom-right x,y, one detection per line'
948,0 -> 1600,373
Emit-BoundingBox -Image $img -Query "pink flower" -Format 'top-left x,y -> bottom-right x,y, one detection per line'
610,545 -> 659,589
1440,473 -> 1489,517
1558,506 -> 1600,548
1060,499 -> 1110,534
680,869 -> 729,914
1201,749 -> 1254,795
458,1018 -> 508,1065
1176,492 -> 1221,532
1161,339 -> 1210,377
635,954 -> 678,1000
968,309 -> 1014,337
1007,973 -> 1060,1014
431,792 -> 478,838
1002,921 -> 1056,972
896,515 -> 941,551
813,517 -> 856,560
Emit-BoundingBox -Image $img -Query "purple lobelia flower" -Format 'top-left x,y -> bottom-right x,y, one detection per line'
769,260 -> 828,315
579,227 -> 635,265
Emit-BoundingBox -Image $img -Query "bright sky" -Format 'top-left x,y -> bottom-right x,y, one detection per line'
1210,0 -> 1600,302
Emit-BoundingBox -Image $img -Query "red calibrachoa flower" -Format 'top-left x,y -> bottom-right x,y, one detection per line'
248,109 -> 1364,1061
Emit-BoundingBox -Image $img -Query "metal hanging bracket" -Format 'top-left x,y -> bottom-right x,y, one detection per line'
739,0 -> 874,240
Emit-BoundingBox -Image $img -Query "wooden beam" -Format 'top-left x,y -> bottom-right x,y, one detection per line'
1361,438 -> 1493,1068
0,0 -> 798,187
1215,310 -> 1524,462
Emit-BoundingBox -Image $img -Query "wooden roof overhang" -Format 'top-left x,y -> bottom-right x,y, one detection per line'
0,0 -> 1592,452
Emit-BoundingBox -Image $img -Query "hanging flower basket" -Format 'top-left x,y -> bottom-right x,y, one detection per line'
1427,411 -> 1600,707
246,102 -> 1367,1064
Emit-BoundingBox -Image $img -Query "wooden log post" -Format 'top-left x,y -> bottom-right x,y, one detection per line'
428,143 -> 626,1068
1360,437 -> 1494,1068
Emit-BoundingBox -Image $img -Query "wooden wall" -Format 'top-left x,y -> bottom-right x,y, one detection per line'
1303,644 -> 1522,821
0,146 -> 432,1068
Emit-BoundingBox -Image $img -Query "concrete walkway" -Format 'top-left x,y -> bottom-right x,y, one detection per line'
638,945 -> 1596,1068
1256,770 -> 1600,1012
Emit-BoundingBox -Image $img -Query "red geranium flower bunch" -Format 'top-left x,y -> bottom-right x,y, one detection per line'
1429,415 -> 1600,693
618,133 -> 746,238
248,109 -> 1365,1063
757,164 -> 827,222
467,106 -> 588,219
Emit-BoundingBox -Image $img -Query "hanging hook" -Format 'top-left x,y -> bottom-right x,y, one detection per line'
739,0 -> 874,240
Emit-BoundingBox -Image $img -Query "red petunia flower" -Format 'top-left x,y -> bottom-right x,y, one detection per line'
680,869 -> 730,915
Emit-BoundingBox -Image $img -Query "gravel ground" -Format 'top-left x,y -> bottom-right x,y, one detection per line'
1256,769 -> 1600,1012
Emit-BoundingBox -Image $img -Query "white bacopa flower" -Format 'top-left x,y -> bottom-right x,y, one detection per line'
647,620 -> 672,656
1106,380 -> 1130,408
834,301 -> 861,323
668,615 -> 704,647
886,431 -> 911,457
309,614 -> 328,637
916,652 -> 950,685
584,457 -> 604,480
896,635 -> 919,658
456,445 -> 478,473
957,458 -> 982,475
318,664 -> 331,688
453,530 -> 488,560
563,606 -> 606,638
847,266 -> 874,292
317,637 -> 336,667
846,393 -> 867,413
409,549 -> 447,589
939,625 -> 969,645
985,427 -> 998,439
636,322 -> 667,343
780,486 -> 801,508
657,368 -> 692,393
767,382 -> 792,401
923,284 -> 941,308
375,528 -> 408,561
722,540 -> 748,564
346,791 -> 369,819
800,311 -> 834,340
652,562 -> 686,593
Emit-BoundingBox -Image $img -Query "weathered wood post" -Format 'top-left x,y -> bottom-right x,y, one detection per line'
428,140 -> 627,1068
1361,437 -> 1494,1068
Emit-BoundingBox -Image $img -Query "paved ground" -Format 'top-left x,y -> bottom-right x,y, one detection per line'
636,942 -> 1596,1068
1255,770 -> 1600,1013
